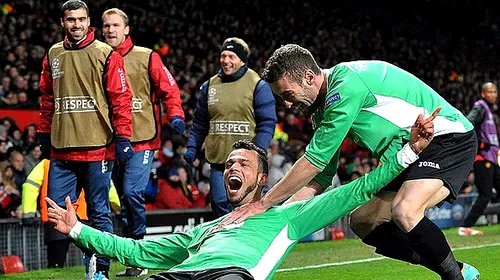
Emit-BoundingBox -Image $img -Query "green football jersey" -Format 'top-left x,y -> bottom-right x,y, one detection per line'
74,145 -> 416,280
305,60 -> 473,189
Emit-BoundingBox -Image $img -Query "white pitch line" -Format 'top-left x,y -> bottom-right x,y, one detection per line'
277,242 -> 500,273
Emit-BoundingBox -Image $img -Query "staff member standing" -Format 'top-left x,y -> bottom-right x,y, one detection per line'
459,82 -> 500,236
101,8 -> 185,277
38,1 -> 133,279
184,37 -> 276,218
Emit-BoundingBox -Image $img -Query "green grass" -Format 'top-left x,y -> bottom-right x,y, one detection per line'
4,224 -> 500,279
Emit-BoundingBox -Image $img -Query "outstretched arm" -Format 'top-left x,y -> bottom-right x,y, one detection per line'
45,197 -> 191,269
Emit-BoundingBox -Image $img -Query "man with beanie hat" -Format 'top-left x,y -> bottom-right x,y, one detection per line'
184,37 -> 276,218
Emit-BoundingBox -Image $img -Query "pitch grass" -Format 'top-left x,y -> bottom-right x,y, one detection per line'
4,224 -> 500,279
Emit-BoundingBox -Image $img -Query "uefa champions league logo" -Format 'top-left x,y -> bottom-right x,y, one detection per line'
51,57 -> 65,79
209,88 -> 217,97
51,58 -> 60,70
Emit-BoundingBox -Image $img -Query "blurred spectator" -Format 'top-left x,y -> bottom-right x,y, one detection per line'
16,91 -> 34,108
0,125 -> 7,141
23,143 -> 41,174
147,165 -> 207,210
283,112 -> 307,145
0,91 -> 18,107
267,140 -> 292,187
0,139 -> 8,172
8,128 -> 23,148
0,165 -> 21,218
9,150 -> 26,192
2,117 -> 18,136
22,123 -> 37,149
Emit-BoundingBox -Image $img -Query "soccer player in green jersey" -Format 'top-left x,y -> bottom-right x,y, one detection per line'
221,44 -> 479,280
45,113 -> 433,280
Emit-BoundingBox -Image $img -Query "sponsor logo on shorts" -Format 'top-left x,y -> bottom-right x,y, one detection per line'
418,161 -> 440,169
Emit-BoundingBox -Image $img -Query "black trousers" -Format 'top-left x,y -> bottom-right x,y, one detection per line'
144,267 -> 254,280
463,160 -> 500,227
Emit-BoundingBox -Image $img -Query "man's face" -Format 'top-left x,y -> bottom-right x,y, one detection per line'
102,13 -> 129,48
270,73 -> 318,110
0,142 -> 7,153
11,153 -> 24,171
60,8 -> 90,42
220,50 -> 244,76
18,92 -> 28,103
31,146 -> 42,159
482,84 -> 498,104
2,76 -> 10,88
224,149 -> 264,206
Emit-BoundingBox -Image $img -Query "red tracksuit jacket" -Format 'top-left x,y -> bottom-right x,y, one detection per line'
113,36 -> 184,152
38,28 -> 133,161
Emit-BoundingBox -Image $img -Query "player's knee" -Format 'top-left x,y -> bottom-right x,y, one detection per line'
391,201 -> 421,230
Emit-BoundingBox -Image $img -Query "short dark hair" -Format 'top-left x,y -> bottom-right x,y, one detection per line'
60,0 -> 89,19
232,140 -> 268,175
482,82 -> 496,92
262,44 -> 321,84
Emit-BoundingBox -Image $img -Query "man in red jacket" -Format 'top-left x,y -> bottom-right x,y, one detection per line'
101,8 -> 185,277
37,1 -> 133,279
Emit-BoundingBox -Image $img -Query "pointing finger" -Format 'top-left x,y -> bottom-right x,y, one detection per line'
426,106 -> 442,122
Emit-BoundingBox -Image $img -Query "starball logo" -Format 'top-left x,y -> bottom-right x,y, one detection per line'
51,58 -> 65,79
207,88 -> 219,105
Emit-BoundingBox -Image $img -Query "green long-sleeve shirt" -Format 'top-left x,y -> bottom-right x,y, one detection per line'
306,60 -> 473,189
73,144 -> 418,280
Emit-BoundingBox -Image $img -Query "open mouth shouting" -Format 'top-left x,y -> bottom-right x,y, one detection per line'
227,173 -> 243,194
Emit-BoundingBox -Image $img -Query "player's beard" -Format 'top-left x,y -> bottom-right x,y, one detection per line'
229,175 -> 260,206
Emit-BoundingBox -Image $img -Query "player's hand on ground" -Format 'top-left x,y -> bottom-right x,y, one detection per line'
45,196 -> 78,235
410,106 -> 441,154
213,200 -> 268,233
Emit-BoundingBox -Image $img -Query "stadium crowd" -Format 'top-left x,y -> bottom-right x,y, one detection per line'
1,0 -> 499,217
